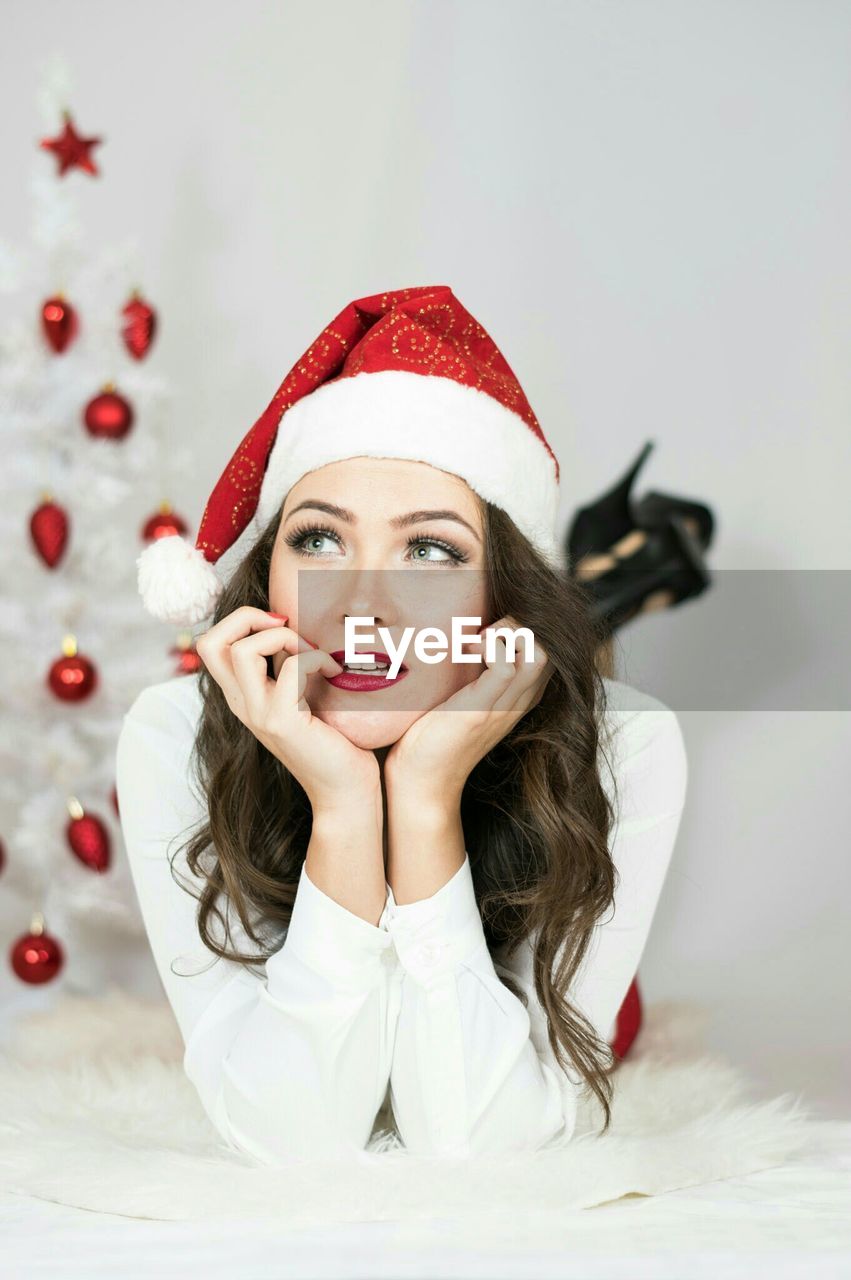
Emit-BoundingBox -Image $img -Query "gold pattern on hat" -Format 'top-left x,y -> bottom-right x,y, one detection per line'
225,445 -> 260,494
197,537 -> 225,556
231,492 -> 255,529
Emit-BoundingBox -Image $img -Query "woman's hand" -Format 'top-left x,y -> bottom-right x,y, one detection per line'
383,614 -> 553,810
195,606 -> 381,811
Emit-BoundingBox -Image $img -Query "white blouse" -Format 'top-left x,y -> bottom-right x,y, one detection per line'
115,671 -> 687,1164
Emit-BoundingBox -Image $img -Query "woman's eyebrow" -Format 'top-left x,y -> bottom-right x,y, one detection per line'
284,500 -> 481,542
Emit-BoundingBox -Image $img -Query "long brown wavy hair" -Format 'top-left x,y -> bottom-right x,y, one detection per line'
168,494 -> 623,1133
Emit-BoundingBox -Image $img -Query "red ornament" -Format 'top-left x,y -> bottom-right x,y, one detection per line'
10,916 -> 65,984
39,109 -> 103,177
171,631 -> 204,676
142,501 -> 189,543
121,289 -> 157,360
66,798 -> 111,873
610,975 -> 643,1061
41,294 -> 79,353
30,495 -> 70,568
47,635 -> 98,702
84,384 -> 134,440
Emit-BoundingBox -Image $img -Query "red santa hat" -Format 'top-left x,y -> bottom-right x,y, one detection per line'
137,284 -> 562,626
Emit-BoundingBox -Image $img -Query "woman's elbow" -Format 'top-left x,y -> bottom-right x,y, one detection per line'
188,1060 -> 372,1165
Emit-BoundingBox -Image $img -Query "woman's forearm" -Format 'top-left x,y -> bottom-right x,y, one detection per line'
385,786 -> 466,904
306,789 -> 387,925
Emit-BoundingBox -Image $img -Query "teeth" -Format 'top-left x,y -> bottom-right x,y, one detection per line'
344,663 -> 389,672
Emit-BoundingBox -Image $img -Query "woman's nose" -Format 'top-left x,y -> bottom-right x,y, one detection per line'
340,566 -> 400,627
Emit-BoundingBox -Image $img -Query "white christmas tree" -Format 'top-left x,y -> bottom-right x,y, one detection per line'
0,53 -> 196,1015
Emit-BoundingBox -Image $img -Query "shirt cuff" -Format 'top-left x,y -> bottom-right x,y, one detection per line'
381,853 -> 487,990
276,859 -> 396,989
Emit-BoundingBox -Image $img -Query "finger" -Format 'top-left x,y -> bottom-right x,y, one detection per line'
491,619 -> 550,721
485,633 -> 522,711
198,605 -> 290,651
196,606 -> 293,704
480,626 -> 518,685
229,626 -> 317,725
484,622 -> 547,715
272,648 -> 343,717
441,631 -> 515,719
491,615 -> 548,681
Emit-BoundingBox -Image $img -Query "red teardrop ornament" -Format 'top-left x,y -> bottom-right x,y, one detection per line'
29,497 -> 70,568
121,290 -> 157,360
66,809 -> 111,873
41,295 -> 79,353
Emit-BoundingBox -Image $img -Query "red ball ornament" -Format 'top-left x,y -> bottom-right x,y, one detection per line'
47,635 -> 98,702
84,384 -> 134,440
29,494 -> 70,568
142,501 -> 189,543
10,916 -> 65,984
39,109 -> 103,178
41,294 -> 79,353
121,289 -> 157,360
171,631 -> 204,676
66,798 -> 111,873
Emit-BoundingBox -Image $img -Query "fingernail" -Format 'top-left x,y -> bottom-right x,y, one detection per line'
267,611 -> 288,620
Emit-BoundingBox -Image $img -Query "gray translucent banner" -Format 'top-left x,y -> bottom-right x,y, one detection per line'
606,569 -> 851,712
293,568 -> 851,713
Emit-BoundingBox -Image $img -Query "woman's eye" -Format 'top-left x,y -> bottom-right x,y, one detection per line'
409,540 -> 455,563
285,525 -> 467,564
303,533 -> 336,554
284,525 -> 343,557
405,534 -> 467,564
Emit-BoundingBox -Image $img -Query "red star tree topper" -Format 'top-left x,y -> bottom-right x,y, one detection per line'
39,108 -> 103,177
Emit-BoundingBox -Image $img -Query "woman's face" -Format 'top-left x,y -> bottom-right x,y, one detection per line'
268,456 -> 489,751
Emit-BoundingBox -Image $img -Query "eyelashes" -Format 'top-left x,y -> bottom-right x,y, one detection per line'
283,521 -> 470,565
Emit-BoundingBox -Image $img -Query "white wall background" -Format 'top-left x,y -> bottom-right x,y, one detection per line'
2,1 -> 849,1115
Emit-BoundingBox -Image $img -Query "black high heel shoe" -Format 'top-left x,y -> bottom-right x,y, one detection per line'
572,513 -> 711,636
566,440 -> 716,566
632,490 -> 715,551
566,440 -> 654,565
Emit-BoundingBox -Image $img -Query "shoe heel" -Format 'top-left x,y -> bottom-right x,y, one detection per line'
566,440 -> 655,564
633,490 -> 715,550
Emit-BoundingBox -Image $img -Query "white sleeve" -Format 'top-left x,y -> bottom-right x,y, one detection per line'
383,696 -> 688,1157
115,681 -> 398,1165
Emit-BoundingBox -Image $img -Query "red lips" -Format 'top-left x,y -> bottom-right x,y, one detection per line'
329,649 -> 407,671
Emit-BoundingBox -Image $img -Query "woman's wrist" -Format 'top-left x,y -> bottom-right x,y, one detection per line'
385,788 -> 465,905
383,758 -> 465,817
309,781 -> 384,827
306,788 -> 386,926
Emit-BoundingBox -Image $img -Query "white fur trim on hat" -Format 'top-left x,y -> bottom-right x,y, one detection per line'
137,534 -> 224,626
255,369 -> 562,568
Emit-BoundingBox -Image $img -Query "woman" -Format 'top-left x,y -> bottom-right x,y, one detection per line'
117,285 -> 688,1164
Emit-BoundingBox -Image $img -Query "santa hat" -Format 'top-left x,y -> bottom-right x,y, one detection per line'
137,284 -> 562,626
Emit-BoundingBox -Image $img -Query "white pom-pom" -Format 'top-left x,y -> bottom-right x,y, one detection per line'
136,534 -> 223,626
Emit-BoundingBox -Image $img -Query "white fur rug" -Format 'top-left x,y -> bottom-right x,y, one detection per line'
0,988 -> 820,1227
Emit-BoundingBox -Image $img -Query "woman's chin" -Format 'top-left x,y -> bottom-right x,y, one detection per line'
314,707 -> 414,752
